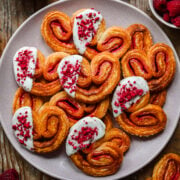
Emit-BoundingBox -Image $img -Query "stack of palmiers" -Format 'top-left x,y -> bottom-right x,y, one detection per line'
11,8 -> 177,177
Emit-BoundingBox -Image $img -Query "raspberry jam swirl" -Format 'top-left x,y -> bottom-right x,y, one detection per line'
57,55 -> 82,98
73,9 -> 102,54
152,153 -> 180,180
66,117 -> 105,156
12,106 -> 34,151
112,76 -> 149,118
13,47 -> 37,92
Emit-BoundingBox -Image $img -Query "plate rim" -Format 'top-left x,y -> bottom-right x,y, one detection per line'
0,0 -> 180,179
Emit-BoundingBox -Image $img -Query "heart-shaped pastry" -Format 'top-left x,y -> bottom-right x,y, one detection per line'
12,106 -> 69,153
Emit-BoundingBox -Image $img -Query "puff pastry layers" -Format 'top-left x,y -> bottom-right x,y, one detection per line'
41,11 -> 77,54
116,104 -> 167,137
150,153 -> 180,180
122,43 -> 176,92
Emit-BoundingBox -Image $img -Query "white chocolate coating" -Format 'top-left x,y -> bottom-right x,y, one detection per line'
73,9 -> 103,54
66,117 -> 105,156
12,106 -> 34,151
13,47 -> 37,92
112,76 -> 149,118
57,55 -> 82,98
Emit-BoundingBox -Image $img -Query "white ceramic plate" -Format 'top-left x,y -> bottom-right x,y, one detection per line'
0,0 -> 180,179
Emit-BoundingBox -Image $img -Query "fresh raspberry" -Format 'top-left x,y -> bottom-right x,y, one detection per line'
153,0 -> 167,14
171,16 -> 180,27
163,12 -> 170,22
0,169 -> 19,180
167,0 -> 180,17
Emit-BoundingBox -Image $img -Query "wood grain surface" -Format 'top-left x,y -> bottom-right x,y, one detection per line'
0,0 -> 179,179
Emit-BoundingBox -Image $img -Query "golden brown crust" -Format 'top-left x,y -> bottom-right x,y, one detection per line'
31,51 -> 62,96
31,79 -> 62,96
77,57 -> 92,88
76,51 -> 120,103
122,43 -> 176,92
43,52 -> 69,81
146,178 -> 152,180
83,46 -> 99,61
81,98 -> 110,120
127,24 -> 153,53
152,153 -> 180,180
121,49 -> 153,80
105,128 -> 130,153
70,141 -> 123,176
49,91 -> 109,126
33,106 -> 69,153
13,87 -> 43,114
127,92 -> 150,113
102,113 -> 113,131
85,127 -> 130,154
116,104 -> 167,137
97,26 -> 131,59
34,50 -> 46,78
41,11 -> 77,54
150,90 -> 167,107
148,43 -> 176,92
68,113 -> 129,177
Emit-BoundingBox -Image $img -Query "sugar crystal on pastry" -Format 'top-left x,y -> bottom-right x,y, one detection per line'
13,47 -> 37,92
112,76 -> 149,117
57,55 -> 82,98
12,106 -> 34,151
66,117 -> 105,156
73,8 -> 103,54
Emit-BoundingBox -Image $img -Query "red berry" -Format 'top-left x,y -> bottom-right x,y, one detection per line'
163,12 -> 170,22
171,16 -> 180,27
167,0 -> 180,17
153,0 -> 167,14
0,169 -> 19,180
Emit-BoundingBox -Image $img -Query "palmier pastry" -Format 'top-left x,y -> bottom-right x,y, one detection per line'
148,43 -> 176,92
12,106 -> 69,153
71,8 -> 106,60
150,90 -> 167,107
41,11 -> 77,54
116,104 -> 167,137
66,117 -> 124,176
122,43 -> 176,92
13,47 -> 62,96
97,26 -> 131,59
57,52 -> 120,104
151,153 -> 180,180
49,91 -> 109,126
121,49 -> 153,80
127,24 -> 153,53
111,76 -> 167,137
12,87 -> 43,114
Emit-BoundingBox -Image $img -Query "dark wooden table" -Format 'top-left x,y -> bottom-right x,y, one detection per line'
0,0 -> 179,179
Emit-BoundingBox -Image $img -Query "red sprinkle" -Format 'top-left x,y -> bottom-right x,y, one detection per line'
12,112 -> 32,147
68,125 -> 98,150
15,49 -> 35,85
76,11 -> 101,42
60,60 -> 81,94
114,80 -> 144,111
